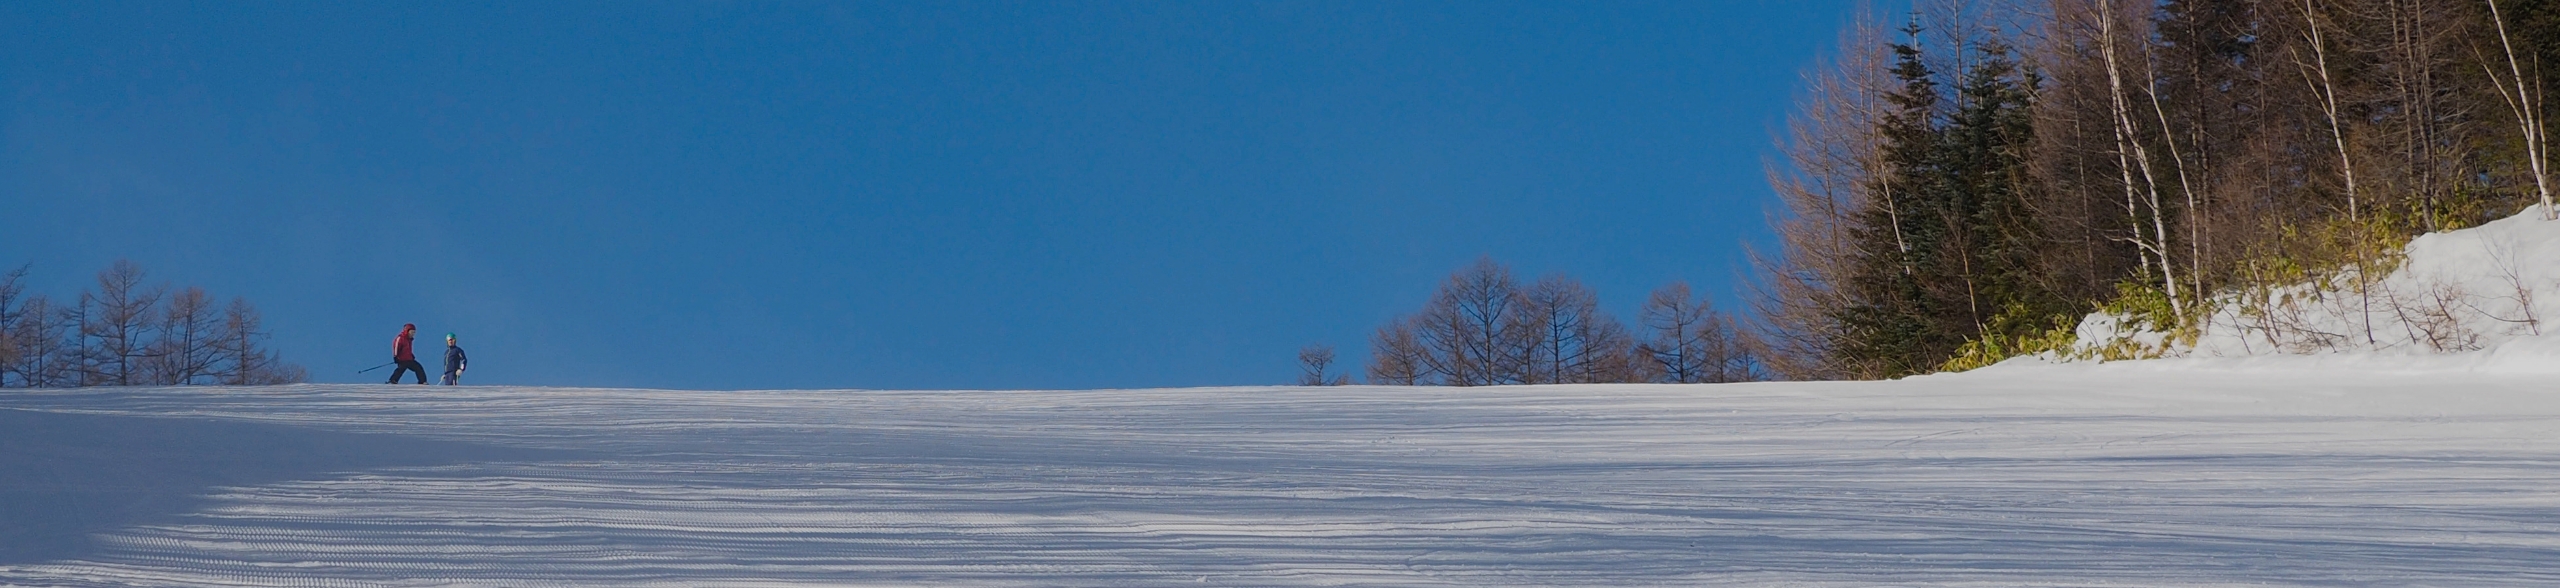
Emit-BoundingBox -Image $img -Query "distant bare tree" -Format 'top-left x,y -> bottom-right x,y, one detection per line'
1639,282 -> 1758,384
1412,258 -> 1533,386
0,260 -> 302,389
1367,259 -> 1682,387
82,260 -> 165,386
215,298 -> 303,385
0,265 -> 24,387
1365,317 -> 1430,385
147,286 -> 221,385
64,292 -> 98,386
8,296 -> 74,387
1516,275 -> 1641,384
1296,344 -> 1350,386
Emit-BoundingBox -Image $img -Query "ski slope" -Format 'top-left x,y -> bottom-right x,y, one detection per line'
3,364 -> 2556,586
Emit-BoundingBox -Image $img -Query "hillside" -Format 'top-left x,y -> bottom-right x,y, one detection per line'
2059,207 -> 2560,373
4,370 -> 2556,586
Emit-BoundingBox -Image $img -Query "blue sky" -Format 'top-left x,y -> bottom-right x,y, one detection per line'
4,0 -> 1868,390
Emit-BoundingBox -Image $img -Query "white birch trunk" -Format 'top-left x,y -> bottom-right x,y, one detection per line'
2486,0 -> 2555,220
2099,0 -> 2184,317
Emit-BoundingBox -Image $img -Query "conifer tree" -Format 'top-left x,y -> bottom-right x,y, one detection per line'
1941,42 -> 2060,342
1832,25 -> 2053,378
1836,22 -> 1967,378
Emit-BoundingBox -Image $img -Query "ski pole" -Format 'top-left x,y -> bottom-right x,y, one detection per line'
357,362 -> 395,374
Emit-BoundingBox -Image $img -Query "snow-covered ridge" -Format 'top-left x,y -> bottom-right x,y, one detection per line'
2063,206 -> 2560,373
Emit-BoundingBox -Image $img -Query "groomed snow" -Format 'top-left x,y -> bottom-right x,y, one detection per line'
4,367 -> 2556,586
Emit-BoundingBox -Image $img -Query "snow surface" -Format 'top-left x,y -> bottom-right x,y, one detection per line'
4,369 -> 2558,586
2072,206 -> 2560,368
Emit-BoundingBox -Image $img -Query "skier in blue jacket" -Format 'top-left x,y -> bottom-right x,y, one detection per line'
441,333 -> 469,385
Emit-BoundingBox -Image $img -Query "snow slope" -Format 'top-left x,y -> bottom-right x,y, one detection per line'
2072,206 -> 2560,371
4,369 -> 2557,586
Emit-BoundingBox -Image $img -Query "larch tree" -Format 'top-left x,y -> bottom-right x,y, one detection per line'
1752,12 -> 1898,380
1365,317 -> 1431,386
1296,344 -> 1349,386
1412,258 -> 1533,387
9,296 -> 71,388
214,297 -> 303,386
149,286 -> 221,385
1516,275 -> 1639,384
1,260 -> 305,389
1639,282 -> 1755,384
82,260 -> 165,386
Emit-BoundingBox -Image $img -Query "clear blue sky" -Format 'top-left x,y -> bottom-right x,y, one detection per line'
4,0 -> 1869,390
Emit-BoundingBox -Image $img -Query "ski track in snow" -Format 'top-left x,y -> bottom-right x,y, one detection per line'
3,366 -> 2557,586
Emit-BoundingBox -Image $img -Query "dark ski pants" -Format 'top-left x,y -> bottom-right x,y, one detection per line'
388,360 -> 427,384
441,371 -> 460,386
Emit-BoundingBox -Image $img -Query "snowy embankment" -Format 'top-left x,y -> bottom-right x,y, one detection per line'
2068,206 -> 2560,373
4,372 -> 2557,586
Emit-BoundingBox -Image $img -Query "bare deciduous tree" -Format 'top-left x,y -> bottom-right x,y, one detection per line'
1638,282 -> 1756,384
82,260 -> 165,386
2482,0 -> 2555,219
1516,275 -> 1640,384
0,265 -> 24,387
148,286 -> 220,385
2292,0 -> 2364,223
1366,317 -> 1430,386
1366,259 -> 1687,387
1,261 -> 305,389
1412,258 -> 1533,387
1296,344 -> 1349,386
9,296 -> 73,388
215,297 -> 303,385
1753,12 -> 1896,380
2097,0 -> 2186,316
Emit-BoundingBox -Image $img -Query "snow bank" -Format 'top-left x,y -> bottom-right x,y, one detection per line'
2062,206 -> 2560,372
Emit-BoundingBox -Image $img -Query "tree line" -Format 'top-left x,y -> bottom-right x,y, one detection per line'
0,260 -> 306,388
1299,258 -> 1761,386
1755,0 -> 2560,379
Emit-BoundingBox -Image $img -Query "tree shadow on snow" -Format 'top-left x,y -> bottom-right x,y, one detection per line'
0,408 -> 567,565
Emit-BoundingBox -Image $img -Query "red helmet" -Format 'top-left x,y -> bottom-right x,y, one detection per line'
403,323 -> 416,331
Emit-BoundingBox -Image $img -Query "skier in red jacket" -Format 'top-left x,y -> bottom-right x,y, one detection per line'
386,323 -> 428,384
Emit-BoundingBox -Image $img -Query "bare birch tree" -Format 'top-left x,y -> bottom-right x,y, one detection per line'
2099,0 -> 2185,317
2483,0 -> 2556,220
2294,0 -> 2364,223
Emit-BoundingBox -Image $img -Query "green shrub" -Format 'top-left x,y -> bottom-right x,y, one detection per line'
1937,303 -> 2080,373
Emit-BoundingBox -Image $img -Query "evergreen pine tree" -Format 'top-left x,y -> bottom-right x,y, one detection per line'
1837,22 -> 1956,378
